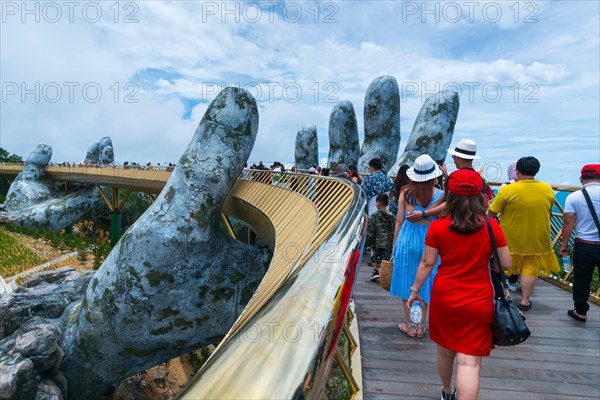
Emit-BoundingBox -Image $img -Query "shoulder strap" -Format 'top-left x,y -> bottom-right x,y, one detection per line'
581,187 -> 600,236
484,219 -> 509,291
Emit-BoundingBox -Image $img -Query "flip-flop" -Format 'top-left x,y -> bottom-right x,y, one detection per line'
519,301 -> 532,311
568,309 -> 587,322
398,322 -> 417,337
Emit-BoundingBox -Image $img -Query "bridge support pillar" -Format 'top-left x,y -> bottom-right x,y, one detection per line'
98,186 -> 132,247
110,211 -> 122,246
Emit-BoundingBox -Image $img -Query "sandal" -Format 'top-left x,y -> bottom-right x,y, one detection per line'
415,323 -> 427,338
398,322 -> 417,337
519,301 -> 532,311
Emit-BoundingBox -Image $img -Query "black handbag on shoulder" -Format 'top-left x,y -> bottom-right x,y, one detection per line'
485,219 -> 531,346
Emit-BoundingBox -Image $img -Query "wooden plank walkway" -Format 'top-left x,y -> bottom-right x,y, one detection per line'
353,257 -> 600,399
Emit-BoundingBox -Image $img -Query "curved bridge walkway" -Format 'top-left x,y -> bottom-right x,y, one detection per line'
353,256 -> 600,399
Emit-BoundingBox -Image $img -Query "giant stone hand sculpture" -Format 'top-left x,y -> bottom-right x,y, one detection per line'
0,88 -> 271,400
357,75 -> 401,173
327,101 -> 360,170
0,138 -> 114,231
388,90 -> 459,176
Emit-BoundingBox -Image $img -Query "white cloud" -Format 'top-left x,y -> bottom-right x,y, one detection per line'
0,0 -> 598,187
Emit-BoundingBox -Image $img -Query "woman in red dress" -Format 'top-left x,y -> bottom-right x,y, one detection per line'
407,169 -> 511,400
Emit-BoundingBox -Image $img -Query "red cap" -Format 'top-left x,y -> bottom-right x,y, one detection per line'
448,169 -> 484,196
581,164 -> 600,177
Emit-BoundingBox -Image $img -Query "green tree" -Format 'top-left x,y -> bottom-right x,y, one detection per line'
0,147 -> 23,163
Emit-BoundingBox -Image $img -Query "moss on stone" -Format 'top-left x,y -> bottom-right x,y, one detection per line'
195,316 -> 209,326
165,187 -> 176,203
143,261 -> 151,268
122,317 -> 135,325
101,288 -> 118,314
210,287 -> 235,302
128,266 -> 141,286
230,270 -> 243,284
174,318 -> 193,329
119,347 -> 156,357
145,271 -> 175,287
240,281 -> 259,305
151,325 -> 173,335
198,285 -> 210,299
159,307 -> 180,318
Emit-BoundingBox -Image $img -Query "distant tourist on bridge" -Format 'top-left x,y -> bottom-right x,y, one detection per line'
346,166 -> 362,185
362,158 -> 395,217
408,169 -> 511,400
488,156 -> 560,311
333,163 -> 345,177
561,164 -> 600,323
391,155 -> 443,338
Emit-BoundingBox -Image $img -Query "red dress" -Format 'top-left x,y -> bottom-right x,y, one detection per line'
425,217 -> 507,356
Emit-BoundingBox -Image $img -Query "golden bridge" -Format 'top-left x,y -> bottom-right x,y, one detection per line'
1,163 -> 598,399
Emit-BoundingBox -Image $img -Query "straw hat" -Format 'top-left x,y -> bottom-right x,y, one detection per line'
407,155 -> 442,182
447,139 -> 481,160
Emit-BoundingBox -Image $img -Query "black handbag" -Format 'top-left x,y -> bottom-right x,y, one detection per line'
485,219 -> 531,346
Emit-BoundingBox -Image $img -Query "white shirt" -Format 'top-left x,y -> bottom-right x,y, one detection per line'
564,182 -> 600,241
367,191 -> 391,217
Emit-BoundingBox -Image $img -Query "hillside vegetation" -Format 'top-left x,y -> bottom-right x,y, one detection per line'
0,227 -> 47,277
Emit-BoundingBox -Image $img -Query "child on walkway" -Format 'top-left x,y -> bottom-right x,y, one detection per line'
366,194 -> 395,281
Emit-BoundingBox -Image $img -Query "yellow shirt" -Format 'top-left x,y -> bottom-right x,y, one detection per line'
490,180 -> 555,255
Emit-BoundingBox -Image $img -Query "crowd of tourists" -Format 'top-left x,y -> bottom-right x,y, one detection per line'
361,139 -> 599,400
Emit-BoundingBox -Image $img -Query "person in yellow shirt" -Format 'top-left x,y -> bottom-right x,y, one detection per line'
488,156 -> 560,311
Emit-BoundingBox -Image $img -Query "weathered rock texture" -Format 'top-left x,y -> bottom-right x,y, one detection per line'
57,87 -> 271,398
327,101 -> 360,170
295,125 -> 319,170
84,137 -> 114,165
0,267 -> 94,400
0,138 -> 113,231
358,76 -> 401,173
1,88 -> 271,400
388,91 -> 459,176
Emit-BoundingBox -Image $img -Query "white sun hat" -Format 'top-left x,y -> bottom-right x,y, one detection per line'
407,154 -> 442,182
447,139 -> 481,160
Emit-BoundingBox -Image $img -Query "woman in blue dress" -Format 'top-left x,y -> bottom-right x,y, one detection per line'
391,154 -> 443,338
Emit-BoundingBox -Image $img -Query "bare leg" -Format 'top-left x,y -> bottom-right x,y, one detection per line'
402,299 -> 411,321
437,345 -> 456,394
456,353 -> 482,400
520,275 -> 537,306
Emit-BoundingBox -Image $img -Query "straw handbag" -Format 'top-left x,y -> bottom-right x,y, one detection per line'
380,258 -> 394,291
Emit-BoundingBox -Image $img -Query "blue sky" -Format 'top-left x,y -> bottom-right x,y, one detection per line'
1,0 -> 598,185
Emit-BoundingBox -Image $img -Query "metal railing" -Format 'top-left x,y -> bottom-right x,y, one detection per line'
0,163 -> 368,398
178,170 -> 366,399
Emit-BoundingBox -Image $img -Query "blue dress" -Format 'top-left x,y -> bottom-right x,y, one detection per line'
390,189 -> 442,304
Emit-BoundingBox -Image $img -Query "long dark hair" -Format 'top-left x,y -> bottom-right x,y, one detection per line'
443,192 -> 487,234
347,166 -> 362,184
394,164 -> 411,194
404,179 -> 436,208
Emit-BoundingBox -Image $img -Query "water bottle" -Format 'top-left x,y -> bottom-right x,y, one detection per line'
410,301 -> 423,323
563,256 -> 572,273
